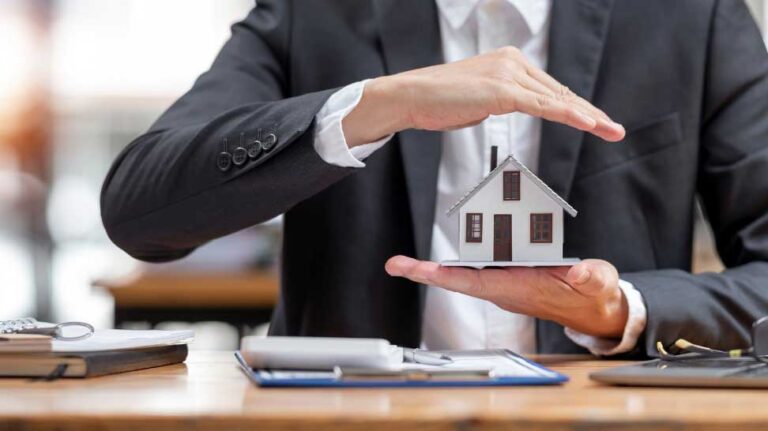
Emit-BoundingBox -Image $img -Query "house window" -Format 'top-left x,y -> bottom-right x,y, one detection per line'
530,213 -> 553,243
466,213 -> 482,243
503,171 -> 521,201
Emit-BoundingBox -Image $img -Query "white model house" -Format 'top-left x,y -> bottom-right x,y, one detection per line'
445,152 -> 578,266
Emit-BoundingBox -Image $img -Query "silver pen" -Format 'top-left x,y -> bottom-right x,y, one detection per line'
402,348 -> 453,366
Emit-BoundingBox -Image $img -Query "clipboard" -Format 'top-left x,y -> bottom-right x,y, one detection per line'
235,350 -> 568,388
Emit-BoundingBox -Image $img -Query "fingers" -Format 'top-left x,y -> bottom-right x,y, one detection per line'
510,88 -> 598,132
516,74 -> 610,130
514,61 -> 625,142
565,259 -> 619,295
385,256 -> 624,332
516,73 -> 600,119
510,87 -> 624,142
568,97 -> 626,142
385,256 -> 551,307
385,255 -> 492,299
566,263 -> 592,286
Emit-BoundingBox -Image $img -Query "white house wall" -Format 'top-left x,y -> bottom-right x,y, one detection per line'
458,169 -> 564,262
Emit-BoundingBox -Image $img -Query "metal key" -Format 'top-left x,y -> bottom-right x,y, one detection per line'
0,318 -> 94,341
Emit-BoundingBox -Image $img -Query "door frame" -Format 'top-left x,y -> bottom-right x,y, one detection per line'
493,214 -> 512,261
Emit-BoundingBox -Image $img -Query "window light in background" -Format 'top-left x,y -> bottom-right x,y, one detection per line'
0,1 -> 51,319
51,0 -> 253,99
44,0 -> 253,330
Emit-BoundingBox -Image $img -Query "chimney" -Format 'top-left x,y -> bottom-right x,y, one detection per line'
490,145 -> 498,172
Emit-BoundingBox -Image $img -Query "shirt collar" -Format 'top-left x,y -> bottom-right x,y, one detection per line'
435,0 -> 551,35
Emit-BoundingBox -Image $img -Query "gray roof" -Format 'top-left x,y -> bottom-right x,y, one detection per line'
446,154 -> 578,217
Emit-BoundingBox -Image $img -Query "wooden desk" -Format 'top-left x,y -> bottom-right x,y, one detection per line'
0,351 -> 766,431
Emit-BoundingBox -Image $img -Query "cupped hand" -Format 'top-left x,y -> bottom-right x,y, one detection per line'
384,256 -> 628,339
343,46 -> 625,147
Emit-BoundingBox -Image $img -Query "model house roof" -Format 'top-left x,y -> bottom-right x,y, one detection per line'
446,154 -> 578,217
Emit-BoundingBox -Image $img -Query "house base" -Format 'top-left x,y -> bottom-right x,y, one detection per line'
441,258 -> 581,268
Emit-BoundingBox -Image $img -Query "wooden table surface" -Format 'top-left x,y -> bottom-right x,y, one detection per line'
0,351 -> 766,431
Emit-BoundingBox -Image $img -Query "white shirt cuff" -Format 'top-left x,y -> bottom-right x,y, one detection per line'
313,79 -> 392,168
564,279 -> 647,356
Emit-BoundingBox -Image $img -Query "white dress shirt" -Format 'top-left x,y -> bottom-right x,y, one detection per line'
312,0 -> 646,355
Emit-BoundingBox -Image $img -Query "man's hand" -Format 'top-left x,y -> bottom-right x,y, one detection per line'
342,47 -> 625,147
385,256 -> 629,339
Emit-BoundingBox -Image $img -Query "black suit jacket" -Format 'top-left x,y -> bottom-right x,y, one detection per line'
101,0 -> 768,356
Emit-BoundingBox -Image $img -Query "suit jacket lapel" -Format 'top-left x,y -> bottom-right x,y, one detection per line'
537,0 -> 615,354
538,0 -> 615,201
374,0 -> 443,261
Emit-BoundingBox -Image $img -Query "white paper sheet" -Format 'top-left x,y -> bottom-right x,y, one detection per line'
52,329 -> 194,352
400,350 -> 556,378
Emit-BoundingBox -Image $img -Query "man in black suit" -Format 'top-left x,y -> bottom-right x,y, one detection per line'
101,0 -> 768,356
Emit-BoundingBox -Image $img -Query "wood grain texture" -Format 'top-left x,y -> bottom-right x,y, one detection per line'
93,272 -> 279,308
0,351 -> 766,431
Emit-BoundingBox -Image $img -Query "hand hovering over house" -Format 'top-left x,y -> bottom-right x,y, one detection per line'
385,257 -> 629,339
342,46 -> 625,148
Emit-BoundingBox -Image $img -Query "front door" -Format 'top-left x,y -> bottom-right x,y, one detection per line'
493,214 -> 512,261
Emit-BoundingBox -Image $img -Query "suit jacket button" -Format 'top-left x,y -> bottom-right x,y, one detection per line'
262,133 -> 277,152
232,147 -> 248,165
248,139 -> 263,159
217,152 -> 232,172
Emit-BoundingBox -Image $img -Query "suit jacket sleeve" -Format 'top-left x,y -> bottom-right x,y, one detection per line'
100,1 -> 353,262
622,0 -> 768,355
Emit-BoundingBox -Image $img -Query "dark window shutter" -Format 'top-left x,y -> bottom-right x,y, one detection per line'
503,171 -> 521,201
466,213 -> 483,243
530,213 -> 553,243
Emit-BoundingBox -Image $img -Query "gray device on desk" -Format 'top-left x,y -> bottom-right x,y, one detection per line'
590,358 -> 768,388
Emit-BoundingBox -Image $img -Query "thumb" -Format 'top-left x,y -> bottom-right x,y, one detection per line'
566,259 -> 617,294
566,262 -> 592,286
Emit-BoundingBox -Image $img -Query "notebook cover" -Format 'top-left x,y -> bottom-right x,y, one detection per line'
0,344 -> 188,378
0,334 -> 52,353
81,344 -> 189,377
234,351 -> 568,388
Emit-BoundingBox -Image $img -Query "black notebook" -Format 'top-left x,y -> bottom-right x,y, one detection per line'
0,344 -> 188,379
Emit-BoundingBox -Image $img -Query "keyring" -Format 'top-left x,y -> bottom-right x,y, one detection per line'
53,321 -> 95,341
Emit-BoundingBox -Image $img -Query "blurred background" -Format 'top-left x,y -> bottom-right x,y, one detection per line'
0,1 -> 766,350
